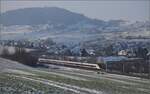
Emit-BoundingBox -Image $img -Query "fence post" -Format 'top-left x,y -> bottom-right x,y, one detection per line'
122,63 -> 125,74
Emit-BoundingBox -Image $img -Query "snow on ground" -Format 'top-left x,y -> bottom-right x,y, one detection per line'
4,69 -> 35,76
0,58 -> 32,71
14,75 -> 104,94
0,58 -> 150,94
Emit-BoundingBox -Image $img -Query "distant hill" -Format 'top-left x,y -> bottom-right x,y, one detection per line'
0,7 -> 93,26
0,7 -> 149,32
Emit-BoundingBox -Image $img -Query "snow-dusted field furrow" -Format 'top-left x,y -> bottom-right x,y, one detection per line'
14,75 -> 104,94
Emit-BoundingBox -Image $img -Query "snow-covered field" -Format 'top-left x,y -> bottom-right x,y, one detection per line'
1,25 -> 150,44
0,57 -> 150,94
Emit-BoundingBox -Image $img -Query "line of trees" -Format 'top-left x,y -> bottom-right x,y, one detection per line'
0,47 -> 38,66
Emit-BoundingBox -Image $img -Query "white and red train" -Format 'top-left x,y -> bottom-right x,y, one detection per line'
38,58 -> 101,70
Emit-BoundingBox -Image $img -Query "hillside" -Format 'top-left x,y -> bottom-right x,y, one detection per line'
0,57 -> 31,71
0,7 -> 91,26
1,7 -> 149,33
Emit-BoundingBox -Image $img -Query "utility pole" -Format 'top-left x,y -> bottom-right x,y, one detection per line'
148,55 -> 150,79
0,0 -> 1,42
105,62 -> 108,72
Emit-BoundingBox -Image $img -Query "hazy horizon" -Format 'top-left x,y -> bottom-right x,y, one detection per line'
1,0 -> 150,22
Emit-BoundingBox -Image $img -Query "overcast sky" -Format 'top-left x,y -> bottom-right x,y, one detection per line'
1,0 -> 150,21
